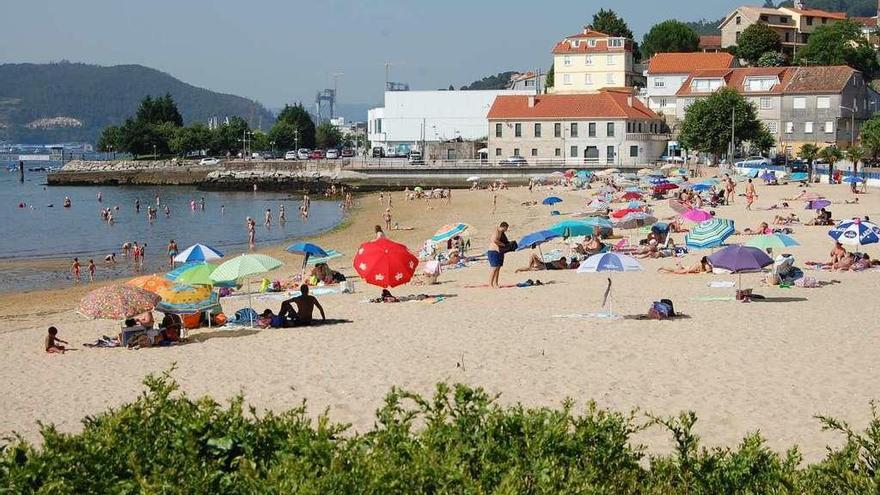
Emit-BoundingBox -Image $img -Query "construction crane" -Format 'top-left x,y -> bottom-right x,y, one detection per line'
315,72 -> 343,123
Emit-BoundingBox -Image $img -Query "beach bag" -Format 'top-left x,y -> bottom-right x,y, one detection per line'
213,313 -> 227,326
794,276 -> 818,288
270,315 -> 285,328
234,308 -> 259,323
181,312 -> 202,329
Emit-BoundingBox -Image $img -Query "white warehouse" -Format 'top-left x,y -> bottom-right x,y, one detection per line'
367,89 -> 532,156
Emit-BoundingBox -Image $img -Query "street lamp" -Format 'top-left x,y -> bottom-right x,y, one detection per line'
153,144 -> 157,160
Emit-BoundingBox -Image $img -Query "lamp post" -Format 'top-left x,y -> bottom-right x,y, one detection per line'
153,144 -> 157,160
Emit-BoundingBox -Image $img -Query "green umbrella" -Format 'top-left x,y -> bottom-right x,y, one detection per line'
175,263 -> 219,285
745,233 -> 800,251
548,220 -> 594,238
210,254 -> 282,283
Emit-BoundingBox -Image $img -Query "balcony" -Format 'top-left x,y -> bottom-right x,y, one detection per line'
626,133 -> 671,142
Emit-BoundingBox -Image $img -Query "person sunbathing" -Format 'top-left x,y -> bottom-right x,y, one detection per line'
574,236 -> 605,257
657,257 -> 713,274
787,189 -> 809,201
441,249 -> 463,266
515,254 -> 569,272
844,197 -> 860,204
830,242 -> 848,264
805,209 -> 832,226
742,222 -> 771,235
849,253 -> 877,271
831,253 -> 856,271
773,213 -> 800,225
634,240 -> 662,259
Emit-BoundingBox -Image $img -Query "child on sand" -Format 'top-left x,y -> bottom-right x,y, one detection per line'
45,326 -> 68,353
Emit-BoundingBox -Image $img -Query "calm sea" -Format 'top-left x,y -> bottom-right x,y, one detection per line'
0,164 -> 345,292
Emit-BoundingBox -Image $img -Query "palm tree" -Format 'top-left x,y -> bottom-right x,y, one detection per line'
846,145 -> 865,177
799,143 -> 820,182
819,146 -> 844,183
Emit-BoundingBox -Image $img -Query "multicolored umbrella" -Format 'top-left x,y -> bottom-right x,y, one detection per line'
431,223 -> 470,243
549,220 -> 595,238
353,237 -> 419,288
173,243 -> 224,263
685,218 -> 735,249
127,274 -> 173,293
681,209 -> 713,223
745,233 -> 800,250
155,283 -> 219,314
79,285 -> 161,320
209,254 -> 283,283
173,263 -> 219,286
828,219 -> 880,247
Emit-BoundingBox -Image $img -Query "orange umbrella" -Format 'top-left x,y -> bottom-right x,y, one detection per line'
126,274 -> 173,293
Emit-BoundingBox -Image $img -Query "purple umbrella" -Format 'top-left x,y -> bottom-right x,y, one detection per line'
805,199 -> 831,210
707,244 -> 773,290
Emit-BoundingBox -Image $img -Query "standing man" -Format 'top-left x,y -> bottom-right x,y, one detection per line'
724,175 -> 735,205
745,179 -> 757,210
487,222 -> 512,288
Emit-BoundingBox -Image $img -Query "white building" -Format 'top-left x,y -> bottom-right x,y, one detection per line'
367,89 -> 531,155
641,52 -> 736,119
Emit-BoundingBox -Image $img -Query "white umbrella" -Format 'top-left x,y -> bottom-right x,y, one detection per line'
577,252 -> 642,318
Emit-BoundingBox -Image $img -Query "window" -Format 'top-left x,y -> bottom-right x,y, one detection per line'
608,38 -> 623,48
793,97 -> 806,109
785,32 -> 791,42
805,121 -> 814,134
760,97 -> 772,110
744,77 -> 778,92
607,54 -> 615,64
563,74 -> 572,85
570,146 -> 578,157
588,122 -> 596,137
691,78 -> 722,92
514,123 -> 522,137
817,96 -> 830,109
588,39 -> 597,47
606,122 -> 615,137
630,145 -> 638,157
531,148 -> 538,157
570,123 -> 578,137
735,31 -> 741,41
767,121 -> 778,134
853,98 -> 859,111
626,122 -> 632,133
785,122 -> 794,134
495,148 -> 501,156
760,14 -> 768,21
606,73 -> 615,85
534,123 -> 541,138
513,148 -> 520,156
825,121 -> 834,133
638,122 -> 643,133
780,16 -> 788,23
585,55 -> 593,65
736,15 -> 741,25
554,123 -> 561,137
657,97 -> 668,108
654,78 -> 665,88
563,55 -> 571,66
607,146 -> 615,163
584,74 -> 593,85
572,40 -> 580,48
554,148 -> 561,157
806,16 -> 813,26
495,123 -> 502,138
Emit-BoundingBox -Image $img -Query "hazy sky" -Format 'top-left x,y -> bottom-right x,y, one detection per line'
1,0 -> 741,108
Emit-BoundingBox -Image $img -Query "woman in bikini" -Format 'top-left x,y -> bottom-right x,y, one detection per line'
658,256 -> 713,274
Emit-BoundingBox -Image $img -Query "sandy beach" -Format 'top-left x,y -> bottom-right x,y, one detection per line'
1,174 -> 878,461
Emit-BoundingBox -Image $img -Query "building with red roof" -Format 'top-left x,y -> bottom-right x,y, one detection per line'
550,27 -> 643,94
641,52 -> 737,118
719,5 -> 847,55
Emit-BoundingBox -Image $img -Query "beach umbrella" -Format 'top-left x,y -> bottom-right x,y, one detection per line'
691,183 -> 713,192
789,172 -> 809,182
708,244 -> 773,289
685,218 -> 735,249
587,198 -> 610,210
654,183 -> 678,192
576,170 -> 591,179
660,163 -> 679,171
614,212 -> 657,230
611,208 -> 641,219
681,209 -> 713,223
466,176 -> 480,182
668,199 -> 691,214
805,199 -> 831,210
621,191 -> 643,201
155,283 -> 219,315
210,253 -> 283,326
174,243 -> 224,264
353,237 -> 418,288
173,263 -> 219,286
166,262 -> 201,280
550,171 -> 565,177
127,274 -> 173,293
624,186 -> 643,193
542,196 -> 563,205
517,230 -> 560,260
577,252 -> 642,318
286,242 -> 329,258
637,168 -> 653,176
626,200 -> 646,209
745,233 -> 800,251
431,223 -> 470,243
305,249 -> 343,265
760,171 -> 776,181
828,219 -> 880,247
842,175 -> 865,184
79,284 -> 161,320
549,220 -> 595,238
581,216 -> 614,230
414,186 -> 423,192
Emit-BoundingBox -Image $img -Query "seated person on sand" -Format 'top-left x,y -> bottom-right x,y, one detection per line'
830,253 -> 856,271
515,254 -> 571,272
849,253 -> 878,271
135,311 -> 154,329
742,222 -> 772,235
657,256 -> 713,275
278,284 -> 326,326
309,262 -> 344,285
830,241 -> 848,264
441,248 -> 463,266
576,235 -> 606,257
667,219 -> 689,233
634,239 -> 663,259
45,326 -> 68,354
805,208 -> 832,226
773,213 -> 800,225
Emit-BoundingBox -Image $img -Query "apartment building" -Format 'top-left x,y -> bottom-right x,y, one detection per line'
550,28 -> 642,93
642,52 -> 736,119
720,6 -> 846,55
487,90 -> 669,166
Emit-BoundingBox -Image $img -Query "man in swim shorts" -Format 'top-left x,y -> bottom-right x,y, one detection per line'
487,222 -> 511,288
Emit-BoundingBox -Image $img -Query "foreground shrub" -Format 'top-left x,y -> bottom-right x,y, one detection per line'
0,370 -> 878,493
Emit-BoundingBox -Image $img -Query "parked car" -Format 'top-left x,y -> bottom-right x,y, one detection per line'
408,151 -> 423,164
499,155 -> 528,166
325,149 -> 340,159
341,148 -> 355,157
372,147 -> 385,158
261,151 -> 279,160
309,150 -> 325,160
735,156 -> 770,168
284,150 -> 298,160
297,148 -> 311,160
199,157 -> 220,166
787,160 -> 809,173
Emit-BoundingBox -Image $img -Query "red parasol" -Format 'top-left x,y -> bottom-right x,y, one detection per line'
610,208 -> 640,219
352,237 -> 419,288
621,192 -> 643,200
653,183 -> 678,192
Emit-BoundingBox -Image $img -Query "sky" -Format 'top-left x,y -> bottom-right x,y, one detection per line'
1,0 -> 743,109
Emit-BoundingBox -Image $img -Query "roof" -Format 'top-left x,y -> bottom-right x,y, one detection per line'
676,65 -> 856,97
510,71 -> 537,82
487,91 -> 660,120
565,29 -> 609,39
647,52 -> 734,74
720,6 -> 781,27
852,16 -> 877,28
552,29 -> 633,54
782,7 -> 847,20
699,35 -> 722,49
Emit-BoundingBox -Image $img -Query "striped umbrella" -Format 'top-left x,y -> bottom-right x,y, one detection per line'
210,254 -> 282,283
431,223 -> 469,242
828,219 -> 880,247
685,218 -> 735,249
174,243 -> 224,263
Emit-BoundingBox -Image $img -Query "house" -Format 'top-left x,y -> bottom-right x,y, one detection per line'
852,16 -> 880,47
699,35 -> 723,52
507,71 -> 546,92
549,28 -> 642,94
675,65 -> 878,154
367,89 -> 532,156
719,6 -> 846,55
486,90 -> 669,166
641,52 -> 736,120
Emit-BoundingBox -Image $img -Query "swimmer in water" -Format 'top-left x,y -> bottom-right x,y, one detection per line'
265,208 -> 272,228
279,204 -> 286,223
87,259 -> 96,282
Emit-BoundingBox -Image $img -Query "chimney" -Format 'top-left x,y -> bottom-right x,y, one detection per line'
627,96 -> 633,107
528,95 -> 536,108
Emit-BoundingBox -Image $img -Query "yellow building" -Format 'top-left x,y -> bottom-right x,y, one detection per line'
719,6 -> 846,55
550,29 -> 640,94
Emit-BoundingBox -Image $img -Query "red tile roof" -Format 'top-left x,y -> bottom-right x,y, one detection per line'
647,52 -> 734,74
487,91 -> 660,120
675,65 -> 856,97
852,16 -> 878,28
787,8 -> 846,20
552,29 -> 633,54
699,35 -> 722,49
565,29 -> 609,39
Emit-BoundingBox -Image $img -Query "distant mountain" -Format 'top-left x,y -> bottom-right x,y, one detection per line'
0,62 -> 274,144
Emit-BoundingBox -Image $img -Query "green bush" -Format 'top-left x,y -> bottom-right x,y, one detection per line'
1,370 -> 878,493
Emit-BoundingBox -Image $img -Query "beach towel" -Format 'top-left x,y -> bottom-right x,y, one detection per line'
707,281 -> 736,288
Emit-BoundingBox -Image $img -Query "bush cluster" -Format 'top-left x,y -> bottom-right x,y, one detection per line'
1,370 -> 878,493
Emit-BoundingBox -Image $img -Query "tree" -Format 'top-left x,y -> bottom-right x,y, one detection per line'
315,122 -> 342,149
799,143 -> 820,181
641,20 -> 700,59
589,9 -> 640,61
795,20 -> 880,80
135,93 -> 183,127
846,145 -> 865,175
268,121 -> 300,151
735,24 -> 781,66
756,51 -> 787,67
858,115 -> 880,162
275,103 -> 316,149
169,124 -> 211,156
678,88 -> 767,160
96,125 -> 123,152
211,116 -> 250,156
819,146 -> 844,166
544,64 -> 554,91
750,124 -> 776,154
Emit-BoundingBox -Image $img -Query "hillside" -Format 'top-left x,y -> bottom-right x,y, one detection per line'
0,62 -> 274,144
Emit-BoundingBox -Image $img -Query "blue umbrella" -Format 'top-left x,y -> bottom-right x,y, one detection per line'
829,219 -> 880,247
577,252 -> 642,318
517,230 -> 560,251
648,177 -> 668,184
842,175 -> 864,184
173,243 -> 225,263
691,183 -> 712,192
286,242 -> 329,257
626,200 -> 646,209
543,196 -> 563,205
624,186 -> 643,193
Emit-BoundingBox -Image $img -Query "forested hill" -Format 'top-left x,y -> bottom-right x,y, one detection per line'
0,62 -> 274,144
